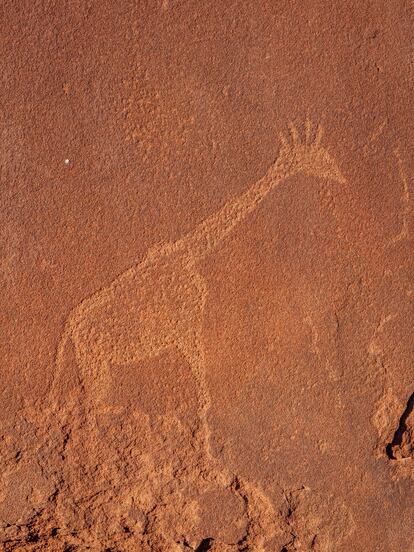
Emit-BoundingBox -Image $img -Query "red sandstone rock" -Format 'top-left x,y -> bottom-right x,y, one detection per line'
1,1 -> 414,550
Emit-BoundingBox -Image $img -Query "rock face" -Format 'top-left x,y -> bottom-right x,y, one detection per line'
1,1 -> 413,550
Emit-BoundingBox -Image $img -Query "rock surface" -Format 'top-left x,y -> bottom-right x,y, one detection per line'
1,1 -> 413,550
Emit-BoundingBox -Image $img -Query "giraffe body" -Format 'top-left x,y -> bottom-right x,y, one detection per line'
68,249 -> 203,364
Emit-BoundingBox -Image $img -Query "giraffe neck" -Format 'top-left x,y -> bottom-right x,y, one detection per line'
234,163 -> 284,219
179,155 -> 291,260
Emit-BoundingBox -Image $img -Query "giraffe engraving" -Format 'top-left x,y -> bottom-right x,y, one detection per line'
48,119 -> 345,461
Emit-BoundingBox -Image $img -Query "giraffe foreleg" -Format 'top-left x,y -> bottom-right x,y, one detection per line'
179,329 -> 235,490
181,331 -> 210,414
72,343 -> 111,467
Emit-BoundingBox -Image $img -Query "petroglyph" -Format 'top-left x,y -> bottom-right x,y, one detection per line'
362,119 -> 387,155
49,118 -> 344,441
390,147 -> 411,244
46,119 -> 345,546
303,315 -> 321,357
368,313 -> 396,357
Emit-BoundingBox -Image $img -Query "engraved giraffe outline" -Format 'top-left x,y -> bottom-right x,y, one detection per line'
48,118 -> 345,458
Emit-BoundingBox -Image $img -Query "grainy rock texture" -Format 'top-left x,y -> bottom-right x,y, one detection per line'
1,1 -> 414,550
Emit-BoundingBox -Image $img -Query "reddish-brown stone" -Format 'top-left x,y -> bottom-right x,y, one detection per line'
1,1 -> 413,550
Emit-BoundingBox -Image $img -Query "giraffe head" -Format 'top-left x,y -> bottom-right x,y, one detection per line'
278,120 -> 346,184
